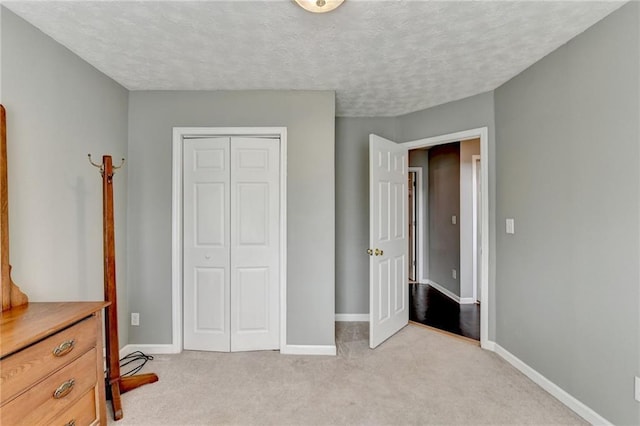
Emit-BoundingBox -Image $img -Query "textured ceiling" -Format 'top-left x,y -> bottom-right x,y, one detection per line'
3,1 -> 625,117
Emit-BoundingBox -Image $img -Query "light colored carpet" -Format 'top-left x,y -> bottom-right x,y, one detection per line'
109,323 -> 586,425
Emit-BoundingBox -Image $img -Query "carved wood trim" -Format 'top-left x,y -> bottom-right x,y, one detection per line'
1,104 -> 28,312
1,105 -> 10,311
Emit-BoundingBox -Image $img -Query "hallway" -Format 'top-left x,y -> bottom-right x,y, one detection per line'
409,283 -> 480,340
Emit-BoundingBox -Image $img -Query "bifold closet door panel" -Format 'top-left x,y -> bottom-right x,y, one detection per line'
183,137 -> 232,352
230,138 -> 280,352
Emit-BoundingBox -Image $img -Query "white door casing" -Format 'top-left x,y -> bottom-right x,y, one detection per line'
472,155 -> 481,303
183,137 -> 231,351
408,167 -> 424,282
408,171 -> 416,282
182,136 -> 280,352
369,134 -> 409,349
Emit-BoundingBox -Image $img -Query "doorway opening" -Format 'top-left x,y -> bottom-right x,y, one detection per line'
407,138 -> 481,341
368,127 -> 489,350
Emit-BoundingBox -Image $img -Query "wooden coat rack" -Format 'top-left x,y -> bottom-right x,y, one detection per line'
0,105 -> 28,312
89,154 -> 158,421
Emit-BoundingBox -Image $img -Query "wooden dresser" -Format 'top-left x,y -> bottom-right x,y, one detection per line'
0,302 -> 109,426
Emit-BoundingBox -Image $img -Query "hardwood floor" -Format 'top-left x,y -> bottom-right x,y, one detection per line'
409,283 -> 480,341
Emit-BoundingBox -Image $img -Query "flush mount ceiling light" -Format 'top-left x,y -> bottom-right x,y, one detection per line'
294,0 -> 345,13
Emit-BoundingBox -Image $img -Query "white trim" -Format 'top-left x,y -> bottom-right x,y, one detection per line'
172,127 -> 288,353
119,344 -> 181,358
402,127 -> 490,348
427,280 -> 461,303
281,345 -> 337,356
408,167 -> 424,283
471,154 -> 481,303
419,280 -> 475,305
482,339 -> 496,351
492,344 -> 612,425
280,132 -> 288,355
335,313 -> 369,322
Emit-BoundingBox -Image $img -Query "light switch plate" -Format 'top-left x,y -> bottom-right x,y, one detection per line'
635,376 -> 640,402
451,215 -> 457,225
506,218 -> 515,234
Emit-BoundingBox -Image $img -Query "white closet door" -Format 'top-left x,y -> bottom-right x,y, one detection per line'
183,137 -> 231,352
230,138 -> 280,351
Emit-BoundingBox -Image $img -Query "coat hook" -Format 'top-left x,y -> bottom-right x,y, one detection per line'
88,154 -> 104,176
88,154 -> 125,174
88,153 -> 102,169
113,158 -> 126,170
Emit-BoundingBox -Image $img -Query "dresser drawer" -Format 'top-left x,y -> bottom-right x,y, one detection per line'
0,348 -> 98,426
0,315 -> 97,404
50,388 -> 98,426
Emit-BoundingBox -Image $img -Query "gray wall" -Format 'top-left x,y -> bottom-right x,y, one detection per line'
408,149 -> 429,280
428,143 -> 460,295
460,138 -> 480,300
1,9 -> 130,343
494,3 -> 640,424
335,117 -> 397,315
397,92 -> 496,339
128,91 -> 336,346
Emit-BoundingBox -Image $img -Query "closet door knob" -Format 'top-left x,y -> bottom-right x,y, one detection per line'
367,249 -> 373,256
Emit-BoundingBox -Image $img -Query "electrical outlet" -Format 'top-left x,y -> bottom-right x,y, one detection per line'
452,269 -> 457,280
131,312 -> 140,326
635,376 -> 640,402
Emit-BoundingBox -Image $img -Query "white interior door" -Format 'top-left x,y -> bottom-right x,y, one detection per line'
183,137 -> 231,351
183,136 -> 280,352
230,137 -> 280,351
369,134 -> 409,349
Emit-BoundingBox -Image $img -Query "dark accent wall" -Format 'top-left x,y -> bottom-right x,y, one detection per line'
428,142 -> 460,296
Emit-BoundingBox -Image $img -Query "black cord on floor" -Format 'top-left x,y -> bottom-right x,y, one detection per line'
119,351 -> 154,377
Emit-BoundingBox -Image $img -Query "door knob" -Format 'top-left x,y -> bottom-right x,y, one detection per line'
375,248 -> 384,256
367,249 -> 373,256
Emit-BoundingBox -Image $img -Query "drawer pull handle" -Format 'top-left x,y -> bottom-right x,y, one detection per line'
64,420 -> 76,426
53,339 -> 76,357
53,379 -> 75,399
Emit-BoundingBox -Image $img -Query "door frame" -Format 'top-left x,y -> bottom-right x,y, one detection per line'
407,167 -> 423,282
171,127 -> 288,353
403,127 -> 490,348
472,154 -> 481,303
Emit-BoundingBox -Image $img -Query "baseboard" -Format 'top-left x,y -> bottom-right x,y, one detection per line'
426,280 -> 461,303
335,313 -> 369,322
281,344 -> 337,356
119,344 -> 181,357
118,343 -> 337,356
492,343 -> 612,425
481,339 -> 496,351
